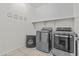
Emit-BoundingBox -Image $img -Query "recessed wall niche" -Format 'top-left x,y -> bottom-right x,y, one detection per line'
32,17 -> 74,31
7,12 -> 27,21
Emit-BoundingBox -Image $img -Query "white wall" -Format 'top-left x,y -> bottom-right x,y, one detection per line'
0,3 -> 36,55
33,3 -> 74,21
73,4 -> 79,35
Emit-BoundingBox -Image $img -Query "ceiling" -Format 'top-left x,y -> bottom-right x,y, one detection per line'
29,3 -> 48,8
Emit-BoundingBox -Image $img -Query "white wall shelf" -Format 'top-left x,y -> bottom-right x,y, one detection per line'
32,17 -> 74,24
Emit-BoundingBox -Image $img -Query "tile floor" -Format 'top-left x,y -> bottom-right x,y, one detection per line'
3,47 -> 51,56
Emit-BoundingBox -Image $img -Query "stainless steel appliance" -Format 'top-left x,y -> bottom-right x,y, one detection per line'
52,27 -> 78,56
36,27 -> 52,53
